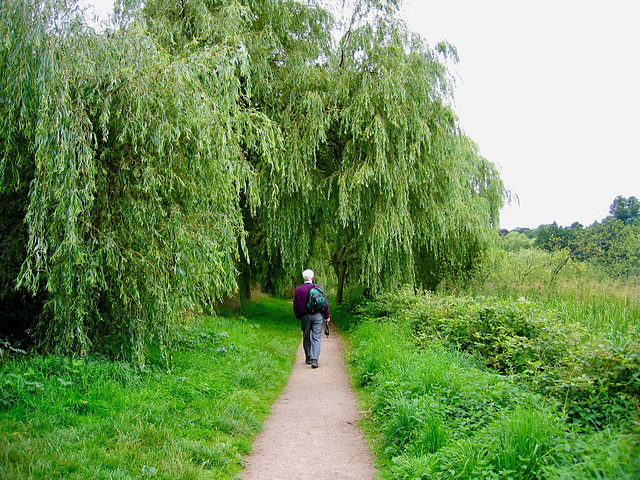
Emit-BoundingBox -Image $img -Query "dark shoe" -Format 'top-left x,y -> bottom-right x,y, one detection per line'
311,359 -> 318,368
305,357 -> 312,364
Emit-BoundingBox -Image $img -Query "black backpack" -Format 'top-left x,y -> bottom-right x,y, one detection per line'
307,285 -> 327,313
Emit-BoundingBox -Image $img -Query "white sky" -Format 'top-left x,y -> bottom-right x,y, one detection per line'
402,0 -> 640,229
80,0 -> 640,230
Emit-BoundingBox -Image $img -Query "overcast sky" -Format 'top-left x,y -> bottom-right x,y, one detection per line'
402,0 -> 640,230
80,0 -> 640,230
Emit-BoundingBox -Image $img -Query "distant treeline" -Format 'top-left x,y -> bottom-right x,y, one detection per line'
501,196 -> 640,279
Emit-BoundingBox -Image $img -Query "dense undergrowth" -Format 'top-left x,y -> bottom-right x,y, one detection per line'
0,299 -> 300,480
340,289 -> 640,479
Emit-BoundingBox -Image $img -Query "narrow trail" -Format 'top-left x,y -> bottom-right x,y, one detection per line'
240,327 -> 378,480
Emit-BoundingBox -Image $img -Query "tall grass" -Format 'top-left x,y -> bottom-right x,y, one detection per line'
338,289 -> 640,480
540,278 -> 640,346
0,298 -> 300,480
472,249 -> 640,344
344,315 -> 566,480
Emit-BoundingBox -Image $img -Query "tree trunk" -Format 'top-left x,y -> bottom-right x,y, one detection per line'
331,246 -> 348,305
336,260 -> 346,305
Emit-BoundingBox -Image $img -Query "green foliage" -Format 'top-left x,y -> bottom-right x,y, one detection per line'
543,429 -> 640,479
0,298 -> 300,479
344,309 -> 565,480
534,221 -> 583,252
343,291 -> 640,479
576,218 -> 640,278
1,0 -> 506,359
473,244 -> 640,343
0,0 -> 285,363
541,286 -> 640,345
609,195 -> 640,225
236,0 -> 505,297
502,195 -> 640,282
474,247 -> 581,296
356,290 -> 640,430
501,230 -> 534,252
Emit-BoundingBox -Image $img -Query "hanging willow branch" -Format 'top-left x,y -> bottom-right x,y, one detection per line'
0,0 -> 282,365
248,0 -> 505,297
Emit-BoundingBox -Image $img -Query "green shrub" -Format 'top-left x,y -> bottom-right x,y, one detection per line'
347,290 -> 640,479
357,291 -> 640,430
346,302 -> 566,479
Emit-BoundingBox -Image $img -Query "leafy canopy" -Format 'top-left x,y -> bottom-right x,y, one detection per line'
0,0 -> 281,364
242,0 -> 504,295
0,0 -> 505,361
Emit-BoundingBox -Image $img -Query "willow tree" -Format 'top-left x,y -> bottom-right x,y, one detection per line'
248,0 -> 505,301
139,0 -> 333,296
0,0 -> 279,363
137,0 -> 504,303
1,0 -> 504,361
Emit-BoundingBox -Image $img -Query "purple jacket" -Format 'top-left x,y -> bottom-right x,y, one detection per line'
293,282 -> 330,319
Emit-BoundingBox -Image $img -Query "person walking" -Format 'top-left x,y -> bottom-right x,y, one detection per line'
293,269 -> 330,368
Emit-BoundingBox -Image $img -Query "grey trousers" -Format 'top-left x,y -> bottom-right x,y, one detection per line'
300,312 -> 323,361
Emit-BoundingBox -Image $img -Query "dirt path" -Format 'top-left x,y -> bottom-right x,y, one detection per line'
240,327 -> 378,480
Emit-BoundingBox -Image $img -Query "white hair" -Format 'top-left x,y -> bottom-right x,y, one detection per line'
302,269 -> 314,282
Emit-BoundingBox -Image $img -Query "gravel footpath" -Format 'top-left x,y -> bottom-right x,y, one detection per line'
240,327 -> 378,480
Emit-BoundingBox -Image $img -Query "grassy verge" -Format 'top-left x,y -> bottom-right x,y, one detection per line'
0,298 -> 300,480
336,291 -> 640,480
